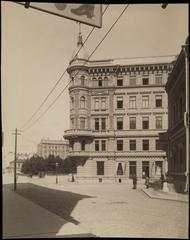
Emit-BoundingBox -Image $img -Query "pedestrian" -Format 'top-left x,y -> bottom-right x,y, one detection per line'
145,176 -> 149,189
132,175 -> 137,189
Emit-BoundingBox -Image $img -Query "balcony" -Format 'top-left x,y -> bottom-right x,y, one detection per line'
67,150 -> 166,158
64,129 -> 93,139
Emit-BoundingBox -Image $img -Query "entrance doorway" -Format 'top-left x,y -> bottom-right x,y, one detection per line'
155,161 -> 163,176
142,161 -> 149,178
129,161 -> 136,178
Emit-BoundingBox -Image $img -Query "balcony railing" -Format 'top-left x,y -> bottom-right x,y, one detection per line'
64,129 -> 93,139
64,129 -> 167,139
67,150 -> 166,158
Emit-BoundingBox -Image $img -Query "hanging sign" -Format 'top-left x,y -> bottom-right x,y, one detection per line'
17,2 -> 102,28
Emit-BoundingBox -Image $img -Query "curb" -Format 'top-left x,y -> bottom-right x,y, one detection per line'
141,188 -> 188,203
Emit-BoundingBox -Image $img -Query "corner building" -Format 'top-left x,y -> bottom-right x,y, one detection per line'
64,35 -> 175,183
165,37 -> 189,192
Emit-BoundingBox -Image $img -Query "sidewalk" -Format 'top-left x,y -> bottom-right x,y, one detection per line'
141,186 -> 188,203
3,185 -> 96,238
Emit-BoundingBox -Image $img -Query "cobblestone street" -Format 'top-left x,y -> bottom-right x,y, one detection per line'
7,175 -> 188,238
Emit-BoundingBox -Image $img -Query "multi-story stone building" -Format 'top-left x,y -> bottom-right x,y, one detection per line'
165,37 -> 189,192
37,139 -> 69,159
64,34 -> 175,183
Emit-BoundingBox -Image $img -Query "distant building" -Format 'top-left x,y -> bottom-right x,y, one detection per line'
9,153 -> 34,174
37,139 -> 69,159
64,33 -> 175,183
165,37 -> 189,192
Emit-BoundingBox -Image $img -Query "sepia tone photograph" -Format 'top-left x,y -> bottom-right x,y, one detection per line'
2,1 -> 189,239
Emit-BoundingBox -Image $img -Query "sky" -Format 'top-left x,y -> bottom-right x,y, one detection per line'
1,2 -> 188,167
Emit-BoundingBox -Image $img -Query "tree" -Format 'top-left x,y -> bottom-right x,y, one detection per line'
21,155 -> 45,175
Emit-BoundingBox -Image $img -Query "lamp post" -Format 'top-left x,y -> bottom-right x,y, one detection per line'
56,162 -> 58,184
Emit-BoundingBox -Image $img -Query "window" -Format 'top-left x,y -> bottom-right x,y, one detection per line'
130,140 -> 136,150
101,118 -> 106,130
81,75 -> 85,86
71,118 -> 74,129
130,117 -> 136,129
143,140 -> 149,150
98,77 -> 102,87
142,96 -> 149,108
117,117 -> 123,130
156,116 -> 162,129
117,78 -> 123,86
70,76 -> 75,86
80,117 -> 85,129
129,77 -> 136,86
70,97 -> 74,109
117,96 -> 123,109
143,77 -> 149,85
117,140 -> 123,151
156,139 -> 162,150
129,161 -> 136,178
129,96 -> 136,108
155,95 -> 162,108
80,96 -> 85,108
81,140 -> 85,151
101,98 -> 106,110
94,98 -> 99,110
104,77 -> 108,87
93,77 -> 96,87
102,140 -> 106,151
155,75 -> 162,85
95,118 -> 99,131
97,161 -> 104,175
95,140 -> 99,151
117,163 -> 124,175
142,117 -> 149,129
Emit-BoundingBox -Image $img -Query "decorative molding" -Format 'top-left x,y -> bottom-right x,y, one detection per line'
139,91 -> 152,94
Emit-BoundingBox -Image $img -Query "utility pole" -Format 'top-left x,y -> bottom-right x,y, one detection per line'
11,128 -> 21,191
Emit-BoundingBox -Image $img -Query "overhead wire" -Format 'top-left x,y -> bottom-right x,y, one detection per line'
22,4 -> 130,132
20,4 -> 109,130
20,134 -> 39,145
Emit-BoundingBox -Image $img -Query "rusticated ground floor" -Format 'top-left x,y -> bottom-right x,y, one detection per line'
71,155 -> 166,183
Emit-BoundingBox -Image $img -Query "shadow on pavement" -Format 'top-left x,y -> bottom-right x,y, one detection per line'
8,183 -> 95,225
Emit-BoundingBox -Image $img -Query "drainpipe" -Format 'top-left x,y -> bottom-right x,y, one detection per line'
182,44 -> 189,193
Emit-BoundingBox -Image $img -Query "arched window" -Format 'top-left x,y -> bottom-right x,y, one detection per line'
104,77 -> 108,86
81,76 -> 85,86
98,77 -> 102,87
70,97 -> 74,109
80,96 -> 86,108
92,77 -> 96,87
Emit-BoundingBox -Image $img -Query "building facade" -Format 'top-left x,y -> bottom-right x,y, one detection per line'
64,35 -> 175,183
165,37 -> 189,192
37,139 -> 69,160
9,153 -> 34,174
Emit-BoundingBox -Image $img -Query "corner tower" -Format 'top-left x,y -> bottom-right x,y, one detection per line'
65,32 -> 93,176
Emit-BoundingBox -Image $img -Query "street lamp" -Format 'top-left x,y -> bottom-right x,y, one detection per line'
56,162 -> 59,184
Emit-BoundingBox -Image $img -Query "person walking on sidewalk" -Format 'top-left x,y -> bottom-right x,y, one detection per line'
145,176 -> 150,189
132,175 -> 137,189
